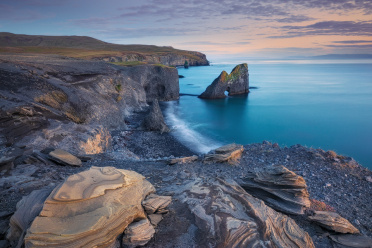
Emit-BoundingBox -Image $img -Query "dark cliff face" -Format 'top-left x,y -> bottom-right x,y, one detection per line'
0,54 -> 179,154
99,52 -> 209,67
123,64 -> 179,102
199,63 -> 249,99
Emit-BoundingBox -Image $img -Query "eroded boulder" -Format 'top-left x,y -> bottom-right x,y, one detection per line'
141,99 -> 170,133
199,63 -> 249,99
308,211 -> 359,234
23,166 -> 155,248
7,188 -> 52,248
240,165 -> 311,215
142,194 -> 172,215
203,143 -> 244,164
181,178 -> 314,247
122,219 -> 155,248
329,234 -> 372,248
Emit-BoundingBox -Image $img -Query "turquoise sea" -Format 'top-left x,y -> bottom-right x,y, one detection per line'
164,60 -> 372,170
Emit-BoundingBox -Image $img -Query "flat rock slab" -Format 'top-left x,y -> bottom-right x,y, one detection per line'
308,211 -> 359,234
142,194 -> 172,215
330,234 -> 372,248
181,178 -> 315,247
122,218 -> 155,248
49,149 -> 82,167
23,166 -> 155,248
168,155 -> 198,165
240,164 -> 311,215
203,143 -> 244,164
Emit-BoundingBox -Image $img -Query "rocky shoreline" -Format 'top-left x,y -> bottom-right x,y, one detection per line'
0,53 -> 371,247
1,113 -> 371,247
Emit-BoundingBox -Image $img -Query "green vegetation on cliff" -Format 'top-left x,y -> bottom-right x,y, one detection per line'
0,32 -> 209,66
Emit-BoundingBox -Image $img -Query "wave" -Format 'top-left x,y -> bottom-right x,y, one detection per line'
163,101 -> 221,154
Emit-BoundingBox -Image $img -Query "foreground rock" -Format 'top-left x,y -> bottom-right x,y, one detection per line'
141,99 -> 170,133
168,155 -> 198,165
20,166 -> 155,247
329,234 -> 372,248
199,63 -> 249,99
240,165 -> 311,215
181,178 -> 315,247
48,149 -> 82,167
7,188 -> 52,247
308,211 -> 359,234
203,143 -> 244,164
122,219 -> 155,247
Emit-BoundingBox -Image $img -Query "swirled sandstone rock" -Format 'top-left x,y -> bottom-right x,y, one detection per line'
199,63 -> 249,99
203,143 -> 244,164
23,166 -> 155,248
240,165 -> 311,215
308,211 -> 359,234
181,178 -> 315,248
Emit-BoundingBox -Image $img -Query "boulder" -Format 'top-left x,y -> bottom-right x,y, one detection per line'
141,99 -> 170,133
23,166 -> 155,248
308,211 -> 359,234
142,194 -> 172,215
181,178 -> 315,247
199,63 -> 249,99
48,149 -> 82,167
168,155 -> 198,165
122,219 -> 155,248
147,214 -> 163,227
203,143 -> 244,164
329,234 -> 372,248
7,188 -> 52,248
240,165 -> 311,215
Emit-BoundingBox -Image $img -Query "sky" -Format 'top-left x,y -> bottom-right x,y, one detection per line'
1,0 -> 372,60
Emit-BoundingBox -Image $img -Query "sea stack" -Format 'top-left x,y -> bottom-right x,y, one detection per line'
199,63 -> 249,99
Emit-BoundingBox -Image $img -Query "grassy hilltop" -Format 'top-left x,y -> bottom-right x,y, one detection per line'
0,32 -> 209,66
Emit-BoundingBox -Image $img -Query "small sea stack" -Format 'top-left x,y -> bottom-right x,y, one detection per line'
199,63 -> 249,99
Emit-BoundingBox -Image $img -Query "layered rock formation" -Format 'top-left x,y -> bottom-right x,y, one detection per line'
181,178 -> 315,247
240,165 -> 311,215
203,143 -> 244,164
21,166 -> 155,247
141,99 -> 170,133
199,63 -> 249,99
308,211 -> 359,234
0,54 -> 179,155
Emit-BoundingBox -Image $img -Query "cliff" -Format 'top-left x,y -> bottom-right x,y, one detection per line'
199,63 -> 249,99
0,54 -> 179,154
0,32 -> 209,67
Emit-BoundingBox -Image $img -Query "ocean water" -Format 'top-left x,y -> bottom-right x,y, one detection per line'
164,61 -> 372,169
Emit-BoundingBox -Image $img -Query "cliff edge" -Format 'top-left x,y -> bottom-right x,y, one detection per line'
0,54 -> 178,155
0,32 -> 209,67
